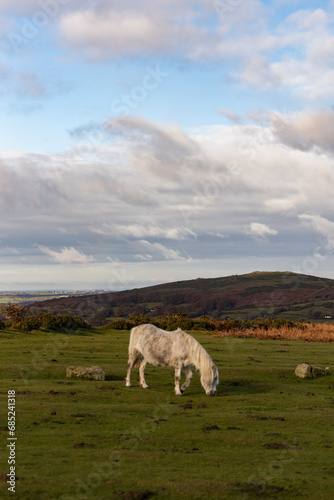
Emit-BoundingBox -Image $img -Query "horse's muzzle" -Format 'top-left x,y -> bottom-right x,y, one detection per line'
206,389 -> 216,396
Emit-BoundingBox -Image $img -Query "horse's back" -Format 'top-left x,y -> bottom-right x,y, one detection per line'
130,323 -> 167,344
129,324 -> 178,367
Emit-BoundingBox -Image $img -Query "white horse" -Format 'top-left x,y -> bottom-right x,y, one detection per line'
126,324 -> 219,396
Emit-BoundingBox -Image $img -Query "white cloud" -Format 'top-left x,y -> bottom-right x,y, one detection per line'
133,253 -> 153,262
219,109 -> 242,124
56,2 -> 334,102
137,240 -> 186,261
1,113 -> 334,284
92,223 -> 196,240
38,246 -> 95,264
299,214 -> 334,250
0,247 -> 20,255
245,223 -> 278,239
207,232 -> 229,239
58,0 -> 267,62
271,109 -> 334,154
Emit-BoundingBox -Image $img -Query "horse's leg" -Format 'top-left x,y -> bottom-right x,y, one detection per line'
139,359 -> 149,389
181,365 -> 193,392
174,364 -> 182,396
125,348 -> 140,387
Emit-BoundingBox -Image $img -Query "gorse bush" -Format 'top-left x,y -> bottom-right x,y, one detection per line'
101,313 -> 334,341
5,305 -> 90,332
102,314 -> 301,333
102,313 -> 196,332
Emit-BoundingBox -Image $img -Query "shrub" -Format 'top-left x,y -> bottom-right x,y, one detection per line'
102,318 -> 131,330
6,311 -> 90,332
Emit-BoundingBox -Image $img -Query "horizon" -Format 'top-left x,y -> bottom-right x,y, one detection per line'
1,1 -> 334,290
1,268 -> 334,294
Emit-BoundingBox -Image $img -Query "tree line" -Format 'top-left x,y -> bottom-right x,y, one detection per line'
1,304 -> 91,332
101,313 -> 302,332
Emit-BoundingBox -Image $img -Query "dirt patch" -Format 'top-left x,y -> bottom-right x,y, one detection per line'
263,442 -> 301,450
202,424 -> 220,431
97,385 -> 118,390
235,482 -> 286,496
116,490 -> 154,500
181,403 -> 193,410
0,473 -> 18,481
71,413 -> 95,418
247,414 -> 285,421
73,442 -> 95,448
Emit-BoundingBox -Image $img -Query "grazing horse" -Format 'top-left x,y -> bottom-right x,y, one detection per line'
126,324 -> 219,396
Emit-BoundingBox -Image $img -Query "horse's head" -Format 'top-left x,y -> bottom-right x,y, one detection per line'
201,364 -> 219,396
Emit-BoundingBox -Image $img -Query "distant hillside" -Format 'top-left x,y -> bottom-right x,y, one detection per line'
27,271 -> 334,326
0,290 -> 104,306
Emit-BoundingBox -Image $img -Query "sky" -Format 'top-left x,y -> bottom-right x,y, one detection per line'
0,0 -> 334,291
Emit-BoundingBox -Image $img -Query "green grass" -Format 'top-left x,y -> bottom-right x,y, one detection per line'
1,329 -> 334,499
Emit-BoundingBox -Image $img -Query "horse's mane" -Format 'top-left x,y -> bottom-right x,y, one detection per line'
176,328 -> 213,376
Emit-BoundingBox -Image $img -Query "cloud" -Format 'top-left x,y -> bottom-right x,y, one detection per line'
38,246 -> 95,264
0,66 -> 73,106
0,247 -> 20,256
299,214 -> 334,250
1,113 -> 334,276
207,232 -> 229,239
15,72 -> 46,98
219,109 -> 242,124
58,0 -> 267,62
0,0 -> 58,14
136,240 -> 186,261
55,2 -> 334,102
92,223 -> 196,240
235,7 -> 334,99
271,109 -> 334,154
4,1 -> 334,105
245,223 -> 278,239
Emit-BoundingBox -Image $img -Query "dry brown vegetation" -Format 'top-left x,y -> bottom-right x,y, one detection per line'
214,322 -> 334,342
103,313 -> 334,342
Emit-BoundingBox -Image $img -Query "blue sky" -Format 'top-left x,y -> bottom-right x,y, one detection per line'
1,0 -> 334,290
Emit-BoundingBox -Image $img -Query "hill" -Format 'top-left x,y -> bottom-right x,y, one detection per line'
27,271 -> 334,326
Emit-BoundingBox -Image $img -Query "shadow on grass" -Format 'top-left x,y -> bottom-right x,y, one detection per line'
105,374 -> 125,381
218,379 -> 273,396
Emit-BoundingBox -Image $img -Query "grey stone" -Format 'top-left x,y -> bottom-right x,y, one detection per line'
295,362 -> 328,378
66,365 -> 105,381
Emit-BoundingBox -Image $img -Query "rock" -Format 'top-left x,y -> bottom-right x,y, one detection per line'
295,363 -> 328,379
66,365 -> 105,381
312,365 -> 328,377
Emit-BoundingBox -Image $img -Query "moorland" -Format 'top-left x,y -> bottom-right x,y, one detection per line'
25,272 -> 334,326
1,326 -> 334,499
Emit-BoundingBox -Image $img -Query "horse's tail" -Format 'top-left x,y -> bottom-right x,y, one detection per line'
133,353 -> 142,367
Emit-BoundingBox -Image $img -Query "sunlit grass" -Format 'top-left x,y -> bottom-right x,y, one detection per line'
0,329 -> 333,499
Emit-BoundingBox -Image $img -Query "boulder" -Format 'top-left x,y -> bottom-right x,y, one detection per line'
295,362 -> 328,379
66,365 -> 105,381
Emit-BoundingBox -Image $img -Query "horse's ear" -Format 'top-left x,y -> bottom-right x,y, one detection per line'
212,365 -> 216,372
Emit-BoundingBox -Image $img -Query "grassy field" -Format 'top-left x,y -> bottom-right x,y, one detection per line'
0,328 -> 334,499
